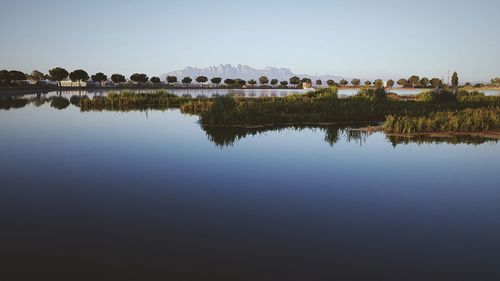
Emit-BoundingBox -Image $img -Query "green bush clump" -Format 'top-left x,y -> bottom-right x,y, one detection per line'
306,86 -> 339,99
78,90 -> 194,111
385,108 -> 500,134
356,87 -> 387,102
418,90 -> 456,103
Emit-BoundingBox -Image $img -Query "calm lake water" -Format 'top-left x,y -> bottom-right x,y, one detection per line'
1,92 -> 500,280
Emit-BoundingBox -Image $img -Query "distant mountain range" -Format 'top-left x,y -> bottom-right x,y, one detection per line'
164,64 -> 348,82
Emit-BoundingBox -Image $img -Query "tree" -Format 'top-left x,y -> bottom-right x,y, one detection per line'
386,79 -> 395,88
150,77 -> 161,84
374,79 -> 384,88
280,81 -> 288,87
340,79 -> 348,87
111,74 -> 126,84
451,72 -> 458,93
224,79 -> 235,86
316,79 -> 322,86
247,79 -> 257,87
30,70 -> 45,82
364,81 -> 372,86
235,79 -> 246,87
326,80 -> 335,87
166,76 -> 178,84
211,77 -> 222,86
49,67 -> 69,86
301,78 -> 312,84
351,79 -> 361,86
130,73 -> 148,84
92,72 -> 108,86
408,75 -> 420,88
430,78 -> 443,89
289,76 -> 301,87
69,69 -> 89,87
270,79 -> 279,87
420,77 -> 430,88
259,76 -> 269,85
182,77 -> 193,85
397,78 -> 408,87
0,70 -> 10,85
491,77 -> 500,86
196,76 -> 208,85
9,71 -> 27,83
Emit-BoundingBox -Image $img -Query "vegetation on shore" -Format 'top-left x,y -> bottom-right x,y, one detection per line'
197,87 -> 500,126
2,68 -> 500,91
77,91 -> 195,111
385,108 -> 500,134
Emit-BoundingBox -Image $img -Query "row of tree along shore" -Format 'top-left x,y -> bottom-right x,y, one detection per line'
1,68 -> 499,90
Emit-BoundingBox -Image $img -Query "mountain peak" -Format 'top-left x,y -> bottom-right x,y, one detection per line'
164,64 -> 346,82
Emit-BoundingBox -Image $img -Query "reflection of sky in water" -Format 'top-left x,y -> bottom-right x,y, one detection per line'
1,100 -> 500,279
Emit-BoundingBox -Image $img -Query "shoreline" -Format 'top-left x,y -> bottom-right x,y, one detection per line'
356,125 -> 500,139
200,121 -> 384,129
2,86 -> 498,96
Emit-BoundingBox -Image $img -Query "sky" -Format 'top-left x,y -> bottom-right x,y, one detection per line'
1,0 -> 499,82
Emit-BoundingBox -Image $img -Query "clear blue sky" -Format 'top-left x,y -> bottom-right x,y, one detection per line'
1,0 -> 499,81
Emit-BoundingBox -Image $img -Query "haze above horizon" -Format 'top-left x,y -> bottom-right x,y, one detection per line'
1,0 -> 499,82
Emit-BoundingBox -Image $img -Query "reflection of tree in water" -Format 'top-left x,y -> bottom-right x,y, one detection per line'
49,96 -> 70,110
388,135 -> 498,147
70,95 -> 82,106
30,94 -> 48,107
0,96 -> 28,110
1,92 -> 53,110
202,124 -> 373,148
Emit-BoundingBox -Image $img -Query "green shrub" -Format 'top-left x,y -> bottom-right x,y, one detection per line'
385,108 -> 500,133
418,90 -> 456,103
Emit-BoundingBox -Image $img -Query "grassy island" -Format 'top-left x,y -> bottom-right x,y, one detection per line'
3,87 -> 499,138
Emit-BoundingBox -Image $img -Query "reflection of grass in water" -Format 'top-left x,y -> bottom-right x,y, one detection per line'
203,123 -> 497,148
202,124 -> 373,148
387,135 -> 498,147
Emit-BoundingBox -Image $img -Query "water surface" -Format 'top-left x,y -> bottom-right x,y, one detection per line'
1,93 -> 500,280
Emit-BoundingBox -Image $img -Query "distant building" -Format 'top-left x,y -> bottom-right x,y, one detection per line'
302,81 -> 313,89
103,81 -> 116,87
60,80 -> 87,87
28,80 -> 58,86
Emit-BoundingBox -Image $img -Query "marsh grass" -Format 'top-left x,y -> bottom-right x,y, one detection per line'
19,89 -> 498,135
198,89 -> 500,126
385,108 -> 500,134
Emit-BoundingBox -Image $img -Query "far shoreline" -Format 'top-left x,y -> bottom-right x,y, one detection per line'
1,86 -> 499,96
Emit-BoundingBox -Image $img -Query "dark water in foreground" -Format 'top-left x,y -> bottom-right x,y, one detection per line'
1,94 -> 500,280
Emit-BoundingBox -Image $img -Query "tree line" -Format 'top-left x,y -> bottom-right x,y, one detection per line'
0,68 -> 492,89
